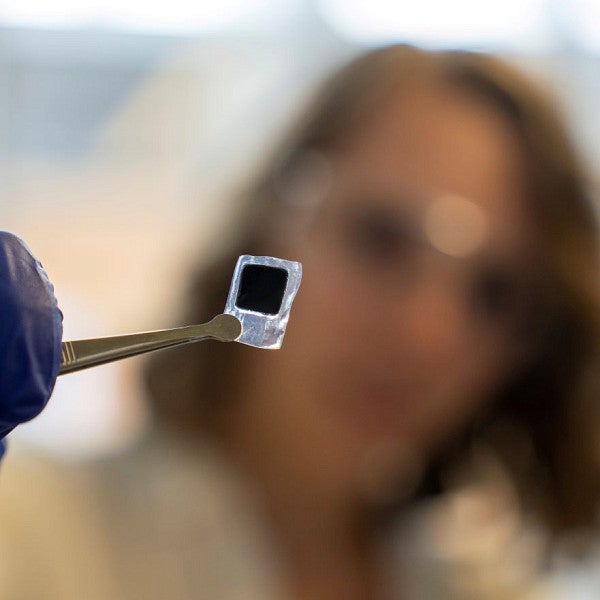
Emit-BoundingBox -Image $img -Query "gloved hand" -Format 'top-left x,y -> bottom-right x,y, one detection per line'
0,232 -> 63,459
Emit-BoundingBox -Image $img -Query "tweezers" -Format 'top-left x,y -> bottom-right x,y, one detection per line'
59,314 -> 241,375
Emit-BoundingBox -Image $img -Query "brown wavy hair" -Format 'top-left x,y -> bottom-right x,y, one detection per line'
146,45 -> 600,535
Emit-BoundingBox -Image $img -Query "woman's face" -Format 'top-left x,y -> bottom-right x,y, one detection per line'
231,81 -> 538,507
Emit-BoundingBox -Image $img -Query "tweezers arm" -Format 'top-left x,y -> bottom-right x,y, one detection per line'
59,314 -> 241,375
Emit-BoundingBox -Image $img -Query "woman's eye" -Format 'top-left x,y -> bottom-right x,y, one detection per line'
471,264 -> 522,325
344,210 -> 414,263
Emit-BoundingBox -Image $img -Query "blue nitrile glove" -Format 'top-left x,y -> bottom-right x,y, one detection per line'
0,232 -> 63,459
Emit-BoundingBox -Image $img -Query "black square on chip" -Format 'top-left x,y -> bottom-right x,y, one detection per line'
236,265 -> 288,315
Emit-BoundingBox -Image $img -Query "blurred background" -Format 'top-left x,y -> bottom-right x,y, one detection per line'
2,0 -> 600,459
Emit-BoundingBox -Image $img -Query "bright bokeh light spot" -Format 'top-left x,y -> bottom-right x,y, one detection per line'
0,0 -> 276,33
425,195 -> 488,258
316,0 -> 550,50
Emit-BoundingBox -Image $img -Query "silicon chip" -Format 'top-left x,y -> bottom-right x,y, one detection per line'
236,265 -> 288,315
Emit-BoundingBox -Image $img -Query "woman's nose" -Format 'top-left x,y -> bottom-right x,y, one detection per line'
391,267 -> 471,359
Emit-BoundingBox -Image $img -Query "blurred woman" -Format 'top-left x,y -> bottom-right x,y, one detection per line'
3,45 -> 600,599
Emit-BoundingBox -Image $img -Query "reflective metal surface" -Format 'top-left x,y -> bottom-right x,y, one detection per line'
59,314 -> 241,375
